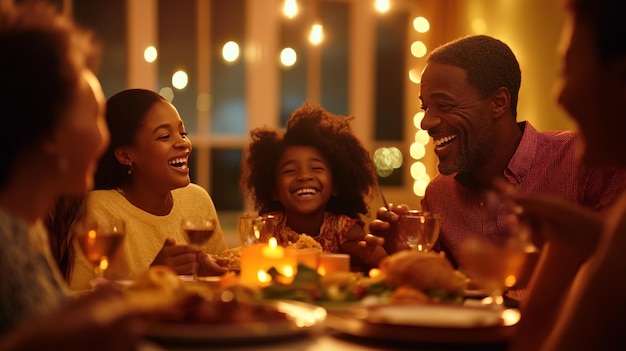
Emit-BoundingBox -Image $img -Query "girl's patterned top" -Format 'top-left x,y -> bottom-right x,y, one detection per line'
265,211 -> 361,253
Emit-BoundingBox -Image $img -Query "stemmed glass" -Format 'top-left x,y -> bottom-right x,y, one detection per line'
238,214 -> 265,247
75,218 -> 126,286
458,235 -> 529,309
457,196 -> 536,309
398,210 -> 440,252
181,216 -> 216,280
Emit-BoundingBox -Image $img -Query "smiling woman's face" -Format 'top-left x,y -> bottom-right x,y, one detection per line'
122,100 -> 192,192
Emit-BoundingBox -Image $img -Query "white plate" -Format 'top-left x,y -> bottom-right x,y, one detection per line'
464,288 -> 491,299
145,300 -> 326,346
366,304 -> 502,327
327,304 -> 519,344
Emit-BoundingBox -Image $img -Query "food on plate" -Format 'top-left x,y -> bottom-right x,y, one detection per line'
132,265 -> 181,292
121,266 -> 288,325
156,293 -> 289,324
379,250 -> 467,302
261,264 -> 388,303
389,285 -> 430,304
261,250 -> 468,305
218,247 -> 242,271
288,234 -> 323,250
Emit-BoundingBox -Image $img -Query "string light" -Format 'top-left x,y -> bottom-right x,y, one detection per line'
283,0 -> 298,19
309,23 -> 324,45
374,0 -> 390,13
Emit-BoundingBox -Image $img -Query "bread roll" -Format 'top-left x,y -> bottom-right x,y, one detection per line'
379,250 -> 466,293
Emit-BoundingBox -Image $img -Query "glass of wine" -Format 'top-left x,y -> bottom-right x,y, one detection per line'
458,236 -> 529,309
75,218 -> 126,286
181,216 -> 216,280
398,210 -> 440,252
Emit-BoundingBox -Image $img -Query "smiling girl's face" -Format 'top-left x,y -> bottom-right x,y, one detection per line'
274,145 -> 333,217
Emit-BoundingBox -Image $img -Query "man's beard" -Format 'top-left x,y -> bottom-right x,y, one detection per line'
437,115 -> 491,176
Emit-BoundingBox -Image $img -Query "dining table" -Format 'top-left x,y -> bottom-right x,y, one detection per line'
138,296 -> 514,351
143,326 -> 510,351
128,246 -> 519,351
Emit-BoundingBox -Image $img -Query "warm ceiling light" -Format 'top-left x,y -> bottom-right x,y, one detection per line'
374,0 -> 390,13
309,23 -> 324,45
283,0 -> 298,19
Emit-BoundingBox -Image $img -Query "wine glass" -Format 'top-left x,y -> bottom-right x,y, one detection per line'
181,216 -> 216,280
75,218 -> 126,286
238,214 -> 265,247
458,235 -> 529,309
458,188 -> 539,309
398,210 -> 440,252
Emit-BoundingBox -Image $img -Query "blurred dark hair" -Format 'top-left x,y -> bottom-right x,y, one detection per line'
45,196 -> 85,281
0,1 -> 98,188
427,35 -> 521,119
567,0 -> 626,64
241,102 -> 376,218
94,89 -> 167,189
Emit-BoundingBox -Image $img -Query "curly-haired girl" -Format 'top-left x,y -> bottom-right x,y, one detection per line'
241,103 -> 388,271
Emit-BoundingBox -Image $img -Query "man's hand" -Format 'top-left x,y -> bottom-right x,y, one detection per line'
368,203 -> 411,254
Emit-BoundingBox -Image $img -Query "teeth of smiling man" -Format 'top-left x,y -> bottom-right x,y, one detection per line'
434,134 -> 458,146
295,188 -> 317,195
168,157 -> 187,166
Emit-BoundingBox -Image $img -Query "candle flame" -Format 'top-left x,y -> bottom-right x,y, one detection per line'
317,266 -> 326,276
282,265 -> 294,277
268,237 -> 278,248
257,270 -> 271,283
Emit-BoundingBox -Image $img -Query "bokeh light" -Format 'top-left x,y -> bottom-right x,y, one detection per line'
309,24 -> 324,45
374,147 -> 403,178
413,111 -> 425,129
196,93 -> 211,112
411,41 -> 427,58
374,0 -> 390,13
172,70 -> 188,90
144,46 -> 157,62
159,87 -> 174,102
410,142 -> 426,160
283,0 -> 298,19
413,16 -> 430,33
280,47 -> 297,67
222,41 -> 240,63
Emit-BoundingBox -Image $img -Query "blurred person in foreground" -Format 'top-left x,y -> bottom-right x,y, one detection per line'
508,0 -> 626,349
370,35 -> 626,274
0,2 -> 160,349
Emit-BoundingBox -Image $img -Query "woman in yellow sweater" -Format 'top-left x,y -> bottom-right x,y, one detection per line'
69,89 -> 228,291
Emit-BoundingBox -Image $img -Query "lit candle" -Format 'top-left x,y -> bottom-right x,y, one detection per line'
317,253 -> 350,276
295,248 -> 321,269
240,238 -> 297,287
262,237 -> 283,258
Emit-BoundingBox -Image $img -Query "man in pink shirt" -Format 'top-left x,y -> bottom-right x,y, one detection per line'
372,35 -> 626,270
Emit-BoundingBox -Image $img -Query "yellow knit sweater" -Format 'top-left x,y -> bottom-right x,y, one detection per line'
69,183 -> 228,291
